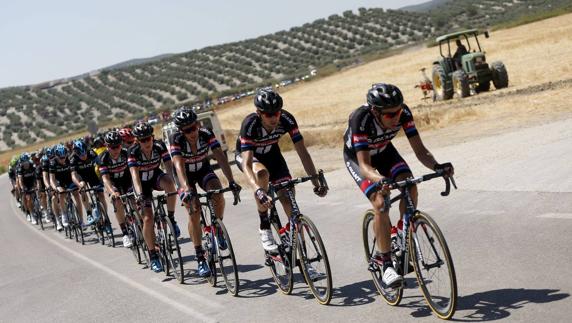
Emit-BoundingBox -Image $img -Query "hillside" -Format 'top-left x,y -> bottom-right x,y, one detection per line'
0,0 -> 570,150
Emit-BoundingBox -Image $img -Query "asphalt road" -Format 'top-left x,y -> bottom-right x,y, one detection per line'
1,118 -> 571,322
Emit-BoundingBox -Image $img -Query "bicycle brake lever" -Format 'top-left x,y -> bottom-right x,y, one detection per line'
441,177 -> 451,196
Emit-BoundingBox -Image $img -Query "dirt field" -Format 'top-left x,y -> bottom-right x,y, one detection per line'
217,13 -> 572,178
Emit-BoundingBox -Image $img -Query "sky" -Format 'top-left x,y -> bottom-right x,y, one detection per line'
0,0 -> 427,88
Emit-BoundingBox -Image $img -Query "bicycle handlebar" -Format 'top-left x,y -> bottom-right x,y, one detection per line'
382,170 -> 457,196
270,169 -> 328,192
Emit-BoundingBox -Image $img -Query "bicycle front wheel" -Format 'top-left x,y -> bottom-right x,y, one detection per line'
215,221 -> 239,296
297,215 -> 332,305
410,211 -> 457,320
268,222 -> 294,295
164,217 -> 184,284
97,202 -> 115,248
362,210 -> 403,306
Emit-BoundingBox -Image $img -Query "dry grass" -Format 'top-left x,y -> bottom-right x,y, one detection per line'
218,13 -> 572,150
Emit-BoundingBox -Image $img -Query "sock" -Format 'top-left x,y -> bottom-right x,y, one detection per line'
195,245 -> 205,261
119,223 -> 128,235
168,211 -> 176,223
259,210 -> 270,230
149,249 -> 158,259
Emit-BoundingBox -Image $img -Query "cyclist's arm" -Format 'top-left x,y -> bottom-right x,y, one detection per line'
49,173 -> 60,191
71,170 -> 84,188
408,135 -> 438,170
241,150 -> 260,190
101,173 -> 116,196
172,155 -> 190,191
42,171 -> 50,188
356,150 -> 383,183
129,166 -> 143,196
293,140 -> 320,186
212,147 -> 235,184
17,175 -> 23,190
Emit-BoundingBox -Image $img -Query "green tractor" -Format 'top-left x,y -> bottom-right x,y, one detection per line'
431,29 -> 509,101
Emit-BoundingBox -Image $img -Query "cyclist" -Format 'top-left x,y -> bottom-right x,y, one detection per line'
99,131 -> 134,248
8,155 -> 22,208
343,83 -> 454,287
42,147 -> 62,230
119,127 -> 136,149
32,151 -> 49,222
170,106 -> 241,277
17,153 -> 37,223
70,139 -> 106,226
235,89 -> 327,254
128,121 -> 179,273
50,144 -> 82,228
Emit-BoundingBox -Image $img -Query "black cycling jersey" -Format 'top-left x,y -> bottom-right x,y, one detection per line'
98,148 -> 132,193
343,104 -> 418,198
343,104 -> 418,159
169,128 -> 220,173
8,165 -> 16,181
236,110 -> 303,155
49,158 -> 73,187
17,162 -> 37,189
69,150 -> 101,187
128,139 -> 170,182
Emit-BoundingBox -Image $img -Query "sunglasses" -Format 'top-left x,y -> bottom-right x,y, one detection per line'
376,107 -> 403,119
182,124 -> 198,134
108,144 -> 122,150
261,111 -> 280,118
138,136 -> 153,143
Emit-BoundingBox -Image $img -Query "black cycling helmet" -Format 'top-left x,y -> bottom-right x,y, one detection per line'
93,135 -> 105,148
254,89 -> 283,113
366,83 -> 403,110
132,121 -> 154,138
104,130 -> 122,146
172,106 -> 197,128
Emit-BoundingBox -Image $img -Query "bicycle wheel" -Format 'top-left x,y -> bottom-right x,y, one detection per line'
362,210 -> 403,305
71,204 -> 84,245
127,221 -> 142,264
268,222 -> 294,295
215,221 -> 239,296
409,211 -> 457,319
164,217 -> 184,283
136,220 -> 150,268
297,215 -> 333,305
97,202 -> 115,248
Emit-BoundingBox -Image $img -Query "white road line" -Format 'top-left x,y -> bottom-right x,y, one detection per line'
10,200 -> 217,323
538,213 -> 572,219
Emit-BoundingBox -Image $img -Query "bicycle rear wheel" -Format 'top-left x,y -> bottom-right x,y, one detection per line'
215,221 -> 239,296
409,211 -> 457,319
268,222 -> 294,295
362,210 -> 403,306
297,215 -> 332,305
164,217 -> 184,283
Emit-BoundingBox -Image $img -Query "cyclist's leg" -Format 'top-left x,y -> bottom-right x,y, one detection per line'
381,144 -> 416,219
140,183 -> 156,252
71,188 -> 84,224
156,171 -> 176,215
266,153 -> 294,217
200,169 -> 224,220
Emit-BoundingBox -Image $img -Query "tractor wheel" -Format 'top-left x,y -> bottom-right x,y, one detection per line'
452,70 -> 470,98
432,64 -> 453,101
491,61 -> 509,89
476,80 -> 490,93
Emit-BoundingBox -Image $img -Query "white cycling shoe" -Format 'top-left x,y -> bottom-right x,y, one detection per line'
122,235 -> 133,248
382,266 -> 403,288
259,229 -> 278,253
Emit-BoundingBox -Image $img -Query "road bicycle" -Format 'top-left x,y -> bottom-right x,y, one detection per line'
117,192 -> 149,267
265,170 -> 333,305
151,192 -> 184,283
194,186 -> 241,296
82,186 -> 115,247
362,170 -> 457,319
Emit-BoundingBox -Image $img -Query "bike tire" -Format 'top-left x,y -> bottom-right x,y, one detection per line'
164,217 -> 185,284
215,221 -> 239,296
136,220 -> 150,268
362,210 -> 403,306
128,222 -> 142,264
409,211 -> 457,320
297,215 -> 333,305
71,204 -> 84,245
268,222 -> 294,295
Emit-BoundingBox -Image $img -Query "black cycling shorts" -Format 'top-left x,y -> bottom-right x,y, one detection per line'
141,169 -> 167,199
235,150 -> 291,184
344,142 -> 412,199
184,165 -> 219,192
